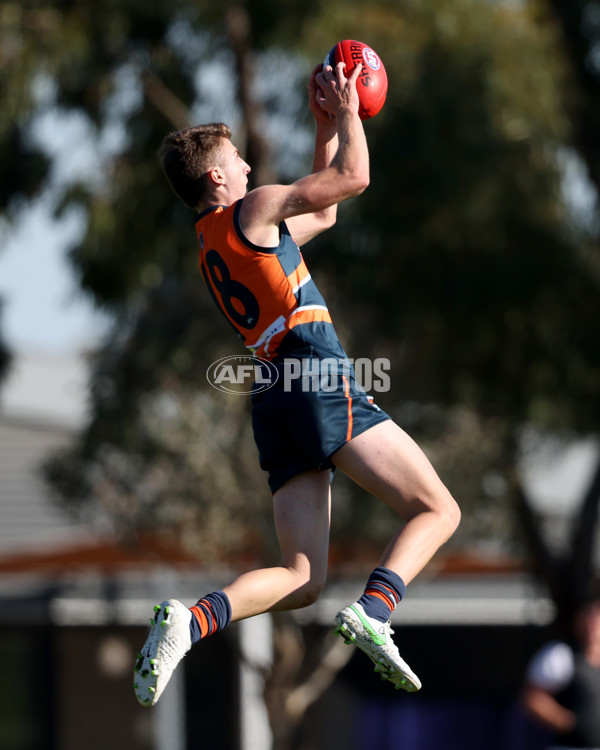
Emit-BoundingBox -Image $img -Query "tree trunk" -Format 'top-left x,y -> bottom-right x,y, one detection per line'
226,4 -> 277,188
514,452 -> 600,637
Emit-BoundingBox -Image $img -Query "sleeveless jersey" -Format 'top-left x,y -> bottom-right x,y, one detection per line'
196,200 -> 346,360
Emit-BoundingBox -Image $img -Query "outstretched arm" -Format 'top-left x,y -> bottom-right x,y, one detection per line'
239,61 -> 369,248
285,66 -> 339,246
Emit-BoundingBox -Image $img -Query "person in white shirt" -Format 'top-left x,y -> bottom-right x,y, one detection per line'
522,595 -> 600,750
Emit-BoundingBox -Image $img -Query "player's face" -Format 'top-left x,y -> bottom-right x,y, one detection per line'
219,138 -> 251,198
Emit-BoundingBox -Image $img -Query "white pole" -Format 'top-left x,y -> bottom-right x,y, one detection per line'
154,661 -> 186,750
238,613 -> 274,750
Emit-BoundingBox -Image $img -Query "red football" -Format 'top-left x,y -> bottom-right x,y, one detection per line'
324,40 -> 388,120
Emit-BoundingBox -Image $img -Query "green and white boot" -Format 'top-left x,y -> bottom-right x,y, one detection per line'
335,601 -> 421,692
134,599 -> 192,707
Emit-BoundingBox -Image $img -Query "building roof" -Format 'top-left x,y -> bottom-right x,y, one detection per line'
0,350 -> 93,555
0,349 -> 88,428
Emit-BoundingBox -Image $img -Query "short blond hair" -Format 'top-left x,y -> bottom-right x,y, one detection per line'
158,123 -> 232,208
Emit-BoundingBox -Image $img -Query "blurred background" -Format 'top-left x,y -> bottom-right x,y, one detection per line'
1,0 -> 600,748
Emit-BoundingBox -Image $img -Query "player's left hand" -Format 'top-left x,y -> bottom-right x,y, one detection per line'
308,64 -> 335,125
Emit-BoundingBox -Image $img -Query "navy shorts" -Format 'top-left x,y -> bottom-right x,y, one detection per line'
251,356 -> 390,493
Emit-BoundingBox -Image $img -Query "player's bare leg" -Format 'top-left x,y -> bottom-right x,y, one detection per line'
333,419 -> 460,582
135,469 -> 332,706
222,468 -> 332,618
331,419 -> 460,691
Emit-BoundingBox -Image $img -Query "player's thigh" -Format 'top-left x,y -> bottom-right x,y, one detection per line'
273,468 -> 332,574
331,420 -> 453,520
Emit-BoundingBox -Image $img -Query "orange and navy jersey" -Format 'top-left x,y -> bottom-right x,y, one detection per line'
196,200 -> 346,360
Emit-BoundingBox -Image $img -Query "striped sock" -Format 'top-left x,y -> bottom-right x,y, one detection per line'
357,567 -> 406,623
189,590 -> 232,645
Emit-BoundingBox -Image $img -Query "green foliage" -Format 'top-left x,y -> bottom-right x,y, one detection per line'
306,0 -> 600,431
546,0 -> 600,194
2,0 -> 600,559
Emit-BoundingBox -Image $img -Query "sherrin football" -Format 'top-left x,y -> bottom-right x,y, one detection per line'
324,40 -> 388,120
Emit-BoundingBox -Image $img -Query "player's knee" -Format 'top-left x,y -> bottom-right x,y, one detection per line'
442,494 -> 461,537
293,576 -> 326,609
417,488 -> 460,540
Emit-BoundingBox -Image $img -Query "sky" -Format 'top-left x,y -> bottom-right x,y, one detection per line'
0,195 -> 98,426
0,197 -> 105,355
0,82 -> 112,356
0,41 -> 307,358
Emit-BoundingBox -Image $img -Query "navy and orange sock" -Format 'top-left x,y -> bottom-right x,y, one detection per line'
357,566 -> 406,623
189,590 -> 231,645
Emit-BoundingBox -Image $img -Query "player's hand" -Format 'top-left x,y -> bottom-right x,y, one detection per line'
315,61 -> 361,117
308,64 -> 335,125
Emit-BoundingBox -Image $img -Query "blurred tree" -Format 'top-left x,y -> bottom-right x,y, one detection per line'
306,0 -> 600,431
0,3 -> 354,747
1,1 -> 595,535
302,1 -> 600,637
525,0 -> 600,634
547,0 -> 600,197
0,301 -> 11,382
516,446 -> 600,636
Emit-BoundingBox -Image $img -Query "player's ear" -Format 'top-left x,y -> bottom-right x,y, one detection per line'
208,166 -> 225,186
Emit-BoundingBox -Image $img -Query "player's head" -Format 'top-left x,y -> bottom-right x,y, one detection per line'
158,123 -> 233,208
